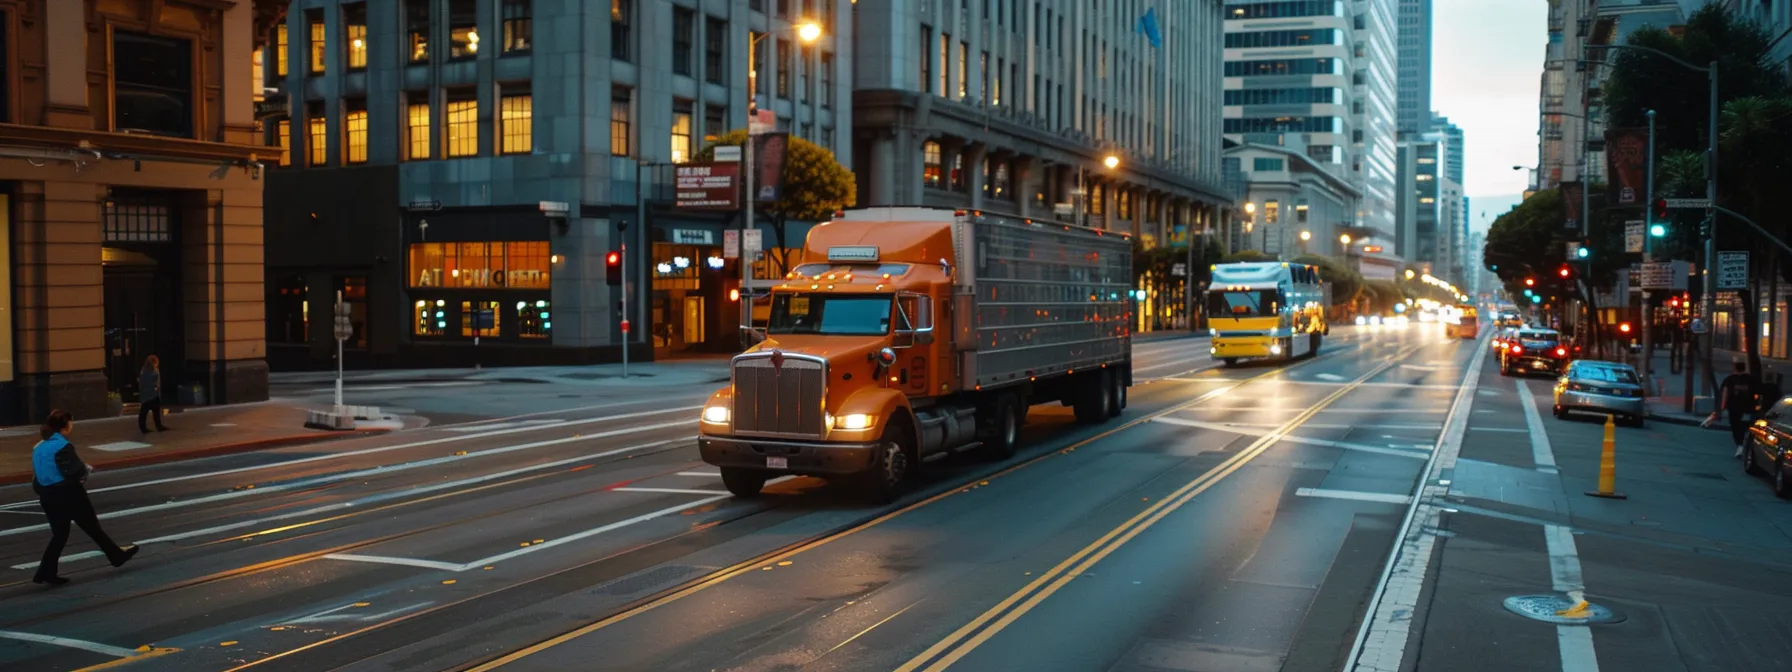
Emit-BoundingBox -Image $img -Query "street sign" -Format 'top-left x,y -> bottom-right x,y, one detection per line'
1171,263 -> 1187,277
407,200 -> 442,212
333,298 -> 353,341
1624,221 -> 1644,253
723,230 -> 740,259
748,109 -> 776,135
1663,198 -> 1710,209
743,229 -> 763,254
1717,251 -> 1749,290
714,146 -> 742,163
1639,261 -> 1678,290
1565,242 -> 1583,258
673,163 -> 740,210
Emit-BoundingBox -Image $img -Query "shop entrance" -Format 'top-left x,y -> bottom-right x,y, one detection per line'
100,190 -> 185,401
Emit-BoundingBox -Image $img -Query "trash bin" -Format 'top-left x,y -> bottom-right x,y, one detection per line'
179,383 -> 207,406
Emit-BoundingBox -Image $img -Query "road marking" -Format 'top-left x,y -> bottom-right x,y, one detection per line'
0,509 -> 43,515
1546,525 -> 1600,672
442,419 -> 565,433
463,344 -> 1364,671
1193,421 -> 1442,431
610,487 -> 727,495
1176,407 -> 1451,414
1470,427 -> 1530,433
461,496 -> 731,569
0,417 -> 697,538
1516,381 -> 1560,474
284,601 -> 436,625
1280,381 -> 1462,390
308,381 -> 484,394
89,441 -> 152,452
1346,333 -> 1490,672
1296,488 -> 1413,505
1315,373 -> 1347,381
320,554 -> 468,572
896,348 -> 1415,672
0,402 -> 704,509
10,437 -> 688,569
0,630 -> 141,658
211,423 -> 238,427
675,471 -> 721,478
1151,417 -> 1429,460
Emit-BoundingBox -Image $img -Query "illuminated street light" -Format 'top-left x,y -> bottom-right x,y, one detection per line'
796,22 -> 823,43
1104,154 -> 1121,170
1244,202 -> 1256,214
1340,234 -> 1352,245
1300,230 -> 1312,241
1405,269 -> 1416,280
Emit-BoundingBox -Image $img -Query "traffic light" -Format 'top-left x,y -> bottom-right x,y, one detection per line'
606,250 -> 622,285
1524,277 -> 1536,287
1619,322 -> 1632,334
1575,245 -> 1590,259
1654,198 -> 1670,222
1531,295 -> 1542,304
1649,222 -> 1668,237
1557,265 -> 1573,279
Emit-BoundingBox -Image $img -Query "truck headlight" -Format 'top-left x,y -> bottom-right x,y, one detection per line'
833,413 -> 874,430
702,406 -> 730,424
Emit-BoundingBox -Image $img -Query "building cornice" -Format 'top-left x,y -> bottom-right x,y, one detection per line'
0,123 -> 270,164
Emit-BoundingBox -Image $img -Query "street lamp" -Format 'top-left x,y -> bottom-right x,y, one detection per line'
1104,154 -> 1120,170
1074,152 -> 1121,229
740,20 -> 825,338
1340,234 -> 1352,245
1405,269 -> 1416,280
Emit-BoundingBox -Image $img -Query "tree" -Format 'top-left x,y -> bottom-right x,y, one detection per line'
1223,250 -> 1276,263
1603,5 -> 1785,155
1363,280 -> 1404,315
694,131 -> 857,275
1292,254 -> 1365,313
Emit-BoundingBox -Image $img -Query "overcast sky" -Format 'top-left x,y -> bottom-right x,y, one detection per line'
1432,0 -> 1548,233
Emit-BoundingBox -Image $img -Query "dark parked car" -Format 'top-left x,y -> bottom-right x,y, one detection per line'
1499,328 -> 1571,377
1744,397 -> 1792,498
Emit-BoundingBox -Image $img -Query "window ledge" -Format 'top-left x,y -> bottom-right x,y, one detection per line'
0,123 -> 269,163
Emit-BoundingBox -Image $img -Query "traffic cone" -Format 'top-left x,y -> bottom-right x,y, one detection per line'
1585,415 -> 1627,499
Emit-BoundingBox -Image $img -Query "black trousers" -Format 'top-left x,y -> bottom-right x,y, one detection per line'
1730,409 -> 1751,447
36,483 -> 124,579
138,398 -> 166,432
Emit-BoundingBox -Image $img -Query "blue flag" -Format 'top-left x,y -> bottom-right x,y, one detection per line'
1136,7 -> 1162,48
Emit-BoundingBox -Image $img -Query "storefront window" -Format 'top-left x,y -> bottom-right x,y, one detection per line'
409,241 -> 551,288
517,299 -> 550,338
271,275 -> 309,343
415,298 -> 447,336
462,300 -> 500,337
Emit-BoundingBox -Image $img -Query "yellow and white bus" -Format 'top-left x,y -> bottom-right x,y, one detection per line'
1206,262 -> 1328,366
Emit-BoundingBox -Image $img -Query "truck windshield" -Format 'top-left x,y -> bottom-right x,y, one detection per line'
768,293 -> 893,336
1206,289 -> 1280,318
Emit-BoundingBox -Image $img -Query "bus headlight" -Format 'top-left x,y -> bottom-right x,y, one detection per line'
1270,344 -> 1284,355
702,406 -> 731,424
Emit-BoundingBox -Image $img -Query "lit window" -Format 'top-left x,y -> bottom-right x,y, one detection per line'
275,23 -> 288,77
344,104 -> 368,164
450,0 -> 479,58
610,89 -> 631,156
1416,174 -> 1434,181
502,0 -> 532,53
276,118 -> 291,166
462,300 -> 501,337
501,93 -> 532,154
309,15 -> 326,74
447,95 -> 478,157
407,99 -> 431,160
1420,197 -> 1436,204
308,114 -> 327,165
671,105 -> 692,163
922,141 -> 942,188
407,0 -> 430,62
345,4 -> 367,69
415,300 -> 447,336
518,300 -> 551,339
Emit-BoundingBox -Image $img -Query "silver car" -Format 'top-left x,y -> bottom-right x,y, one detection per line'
1552,360 -> 1647,426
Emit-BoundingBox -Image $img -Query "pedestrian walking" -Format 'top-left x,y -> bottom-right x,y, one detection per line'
1720,361 -> 1757,458
138,355 -> 167,433
32,410 -> 138,586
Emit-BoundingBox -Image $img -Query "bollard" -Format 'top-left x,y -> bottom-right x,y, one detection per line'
1585,415 -> 1628,499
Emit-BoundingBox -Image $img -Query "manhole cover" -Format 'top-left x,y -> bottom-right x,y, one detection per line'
1502,595 -> 1624,624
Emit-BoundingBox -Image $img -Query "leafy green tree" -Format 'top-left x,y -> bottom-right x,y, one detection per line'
694,131 -> 857,275
1223,250 -> 1276,263
1604,5 -> 1785,154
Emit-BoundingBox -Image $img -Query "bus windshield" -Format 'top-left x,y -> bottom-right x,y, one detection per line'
768,293 -> 893,336
1206,289 -> 1281,318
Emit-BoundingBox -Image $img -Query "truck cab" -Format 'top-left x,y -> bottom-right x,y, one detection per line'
1205,262 -> 1327,366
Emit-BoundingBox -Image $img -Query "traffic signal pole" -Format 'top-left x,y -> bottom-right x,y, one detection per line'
1641,110 -> 1655,383
1698,60 -> 1720,408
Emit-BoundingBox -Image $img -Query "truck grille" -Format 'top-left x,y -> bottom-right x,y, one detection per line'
732,354 -> 826,437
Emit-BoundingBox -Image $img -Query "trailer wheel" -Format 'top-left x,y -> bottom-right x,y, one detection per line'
983,395 -> 1023,460
720,468 -> 767,498
1073,370 -> 1112,424
1106,372 -> 1125,418
1309,332 -> 1323,357
1222,357 -> 1238,367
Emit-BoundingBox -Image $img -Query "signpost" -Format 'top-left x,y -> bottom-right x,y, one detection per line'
333,291 -> 352,411
1624,221 -> 1644,253
723,230 -> 740,259
1663,198 -> 1710,209
673,163 -> 740,210
1716,251 -> 1749,290
1639,261 -> 1689,290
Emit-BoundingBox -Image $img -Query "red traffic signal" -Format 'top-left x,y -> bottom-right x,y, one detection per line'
1654,198 -> 1669,221
1619,322 -> 1632,334
605,251 -> 622,285
1558,266 -> 1571,279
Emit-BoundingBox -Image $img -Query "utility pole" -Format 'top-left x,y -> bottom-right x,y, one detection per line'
1641,109 -> 1655,383
1697,60 -> 1720,405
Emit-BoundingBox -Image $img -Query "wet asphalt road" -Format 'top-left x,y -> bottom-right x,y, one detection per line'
0,325 -> 1472,671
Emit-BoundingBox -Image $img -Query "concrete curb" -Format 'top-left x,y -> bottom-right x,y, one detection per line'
1646,411 -> 1719,428
0,430 -> 390,486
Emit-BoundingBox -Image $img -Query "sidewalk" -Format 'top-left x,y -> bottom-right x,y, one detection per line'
0,403 -> 390,485
269,358 -> 732,388
1634,345 -> 1792,426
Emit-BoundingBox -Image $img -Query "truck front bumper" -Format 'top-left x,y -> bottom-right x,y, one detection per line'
1211,336 -> 1275,359
699,435 -> 881,476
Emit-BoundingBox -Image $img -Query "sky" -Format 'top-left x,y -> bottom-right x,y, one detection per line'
1432,0 -> 1549,234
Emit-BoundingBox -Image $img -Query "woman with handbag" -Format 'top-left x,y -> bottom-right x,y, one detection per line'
32,410 -> 138,585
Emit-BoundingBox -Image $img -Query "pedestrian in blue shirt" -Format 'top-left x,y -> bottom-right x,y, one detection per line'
32,410 -> 137,585
138,355 -> 168,434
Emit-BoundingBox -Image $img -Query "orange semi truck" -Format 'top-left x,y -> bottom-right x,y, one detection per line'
697,207 -> 1134,501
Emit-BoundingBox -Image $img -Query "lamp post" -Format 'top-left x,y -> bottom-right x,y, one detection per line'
741,20 -> 824,339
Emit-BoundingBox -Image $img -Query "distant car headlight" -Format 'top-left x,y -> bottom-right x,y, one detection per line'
702,406 -> 731,424
833,413 -> 874,430
1355,316 -> 1367,326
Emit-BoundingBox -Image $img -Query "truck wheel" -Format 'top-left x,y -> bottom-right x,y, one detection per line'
1075,371 -> 1113,424
1222,357 -> 1238,367
1309,333 -> 1323,357
720,468 -> 766,498
983,396 -> 1023,460
862,422 -> 914,504
1106,372 -> 1125,418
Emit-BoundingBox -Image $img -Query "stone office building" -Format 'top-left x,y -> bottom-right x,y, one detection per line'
0,0 -> 272,424
264,0 -> 851,369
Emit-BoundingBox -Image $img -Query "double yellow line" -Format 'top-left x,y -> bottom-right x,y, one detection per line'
894,347 -> 1412,672
469,343 -> 1373,670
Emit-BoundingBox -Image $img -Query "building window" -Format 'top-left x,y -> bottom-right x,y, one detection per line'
447,92 -> 478,157
406,97 -> 431,160
704,105 -> 726,143
307,103 -> 327,165
501,92 -> 532,154
610,88 -> 631,156
407,0 -> 430,62
103,192 -> 173,243
820,53 -> 834,106
939,32 -> 950,95
950,153 -> 966,191
920,26 -> 932,93
409,241 -> 552,288
415,299 -> 447,336
923,141 -> 942,188
820,126 -> 833,148
671,101 -> 693,163
705,17 -> 726,84
344,100 -> 368,164
345,3 -> 368,69
1252,157 -> 1284,171
991,161 -> 1010,199
462,300 -> 501,337
307,11 -> 325,73
275,23 -> 289,77
673,8 -> 695,76
502,0 -> 532,53
276,118 -> 291,166
776,0 -> 788,17
517,300 -> 551,339
611,0 -> 631,61
273,276 -> 309,343
957,41 -> 968,98
776,39 -> 791,98
450,0 -> 479,58
981,51 -> 989,103
112,31 -> 192,137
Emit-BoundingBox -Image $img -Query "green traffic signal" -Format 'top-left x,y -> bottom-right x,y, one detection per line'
1575,246 -> 1589,259
1531,295 -> 1542,304
1649,223 -> 1667,237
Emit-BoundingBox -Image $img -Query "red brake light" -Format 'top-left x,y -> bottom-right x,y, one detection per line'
1555,347 -> 1567,357
1513,345 -> 1523,354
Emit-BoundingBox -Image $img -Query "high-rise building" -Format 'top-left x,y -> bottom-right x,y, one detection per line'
1223,0 -> 1401,251
1397,0 -> 1434,134
1538,1 -> 1595,191
1721,1 -> 1791,73
1395,128 -> 1461,275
